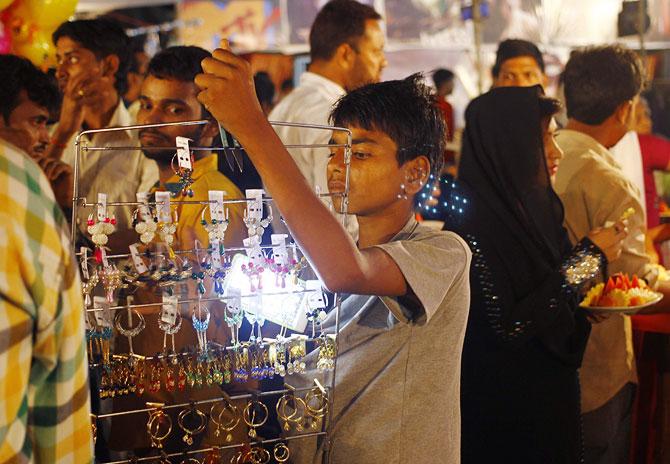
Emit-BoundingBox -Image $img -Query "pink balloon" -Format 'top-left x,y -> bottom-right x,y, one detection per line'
0,19 -> 11,53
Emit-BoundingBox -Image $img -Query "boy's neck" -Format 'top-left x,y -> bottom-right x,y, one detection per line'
356,204 -> 414,248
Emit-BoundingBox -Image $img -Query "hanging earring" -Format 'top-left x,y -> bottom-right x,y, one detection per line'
243,204 -> 273,240
397,184 -> 408,200
133,207 -> 158,245
201,204 -> 230,243
171,153 -> 195,198
87,213 -> 116,250
157,209 -> 178,261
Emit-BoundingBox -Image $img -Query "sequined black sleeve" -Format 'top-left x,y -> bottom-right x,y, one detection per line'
466,235 -> 605,346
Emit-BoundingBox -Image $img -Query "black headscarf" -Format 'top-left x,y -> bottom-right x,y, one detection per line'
458,86 -> 567,276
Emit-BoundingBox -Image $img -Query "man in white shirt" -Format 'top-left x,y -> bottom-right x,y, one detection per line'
47,19 -> 158,251
269,0 -> 387,236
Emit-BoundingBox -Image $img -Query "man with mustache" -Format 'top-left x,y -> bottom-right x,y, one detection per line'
136,46 -> 246,251
0,54 -> 74,210
48,19 -> 158,250
109,46 -> 246,457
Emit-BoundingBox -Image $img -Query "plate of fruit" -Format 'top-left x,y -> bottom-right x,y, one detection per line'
580,273 -> 663,314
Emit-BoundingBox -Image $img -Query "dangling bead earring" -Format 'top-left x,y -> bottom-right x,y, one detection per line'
397,184 -> 408,200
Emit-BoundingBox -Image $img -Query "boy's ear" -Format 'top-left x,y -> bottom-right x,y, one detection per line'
403,155 -> 431,195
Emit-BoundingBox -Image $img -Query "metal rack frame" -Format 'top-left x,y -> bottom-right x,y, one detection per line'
72,119 -> 352,464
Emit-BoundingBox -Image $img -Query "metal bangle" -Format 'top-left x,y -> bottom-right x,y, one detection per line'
273,443 -> 290,463
305,387 -> 329,418
177,405 -> 207,445
147,408 -> 172,448
114,309 -> 146,338
245,447 -> 271,464
210,401 -> 239,441
242,400 -> 268,438
276,394 -> 306,425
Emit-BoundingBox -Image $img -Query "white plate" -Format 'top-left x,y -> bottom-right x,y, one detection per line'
580,292 -> 663,315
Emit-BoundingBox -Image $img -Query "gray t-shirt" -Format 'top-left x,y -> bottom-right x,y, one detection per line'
291,218 -> 471,463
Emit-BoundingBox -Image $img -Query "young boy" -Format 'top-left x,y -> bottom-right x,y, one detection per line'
196,41 -> 471,463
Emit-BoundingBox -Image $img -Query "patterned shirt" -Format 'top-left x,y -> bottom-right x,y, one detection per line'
0,140 -> 93,463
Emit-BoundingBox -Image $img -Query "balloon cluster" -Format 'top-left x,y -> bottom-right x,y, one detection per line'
0,0 -> 78,69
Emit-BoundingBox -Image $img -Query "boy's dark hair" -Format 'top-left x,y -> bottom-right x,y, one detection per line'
147,46 -> 212,118
331,73 -> 445,179
53,19 -> 131,96
309,0 -> 382,62
0,54 -> 61,124
492,39 -> 545,77
433,68 -> 454,88
254,71 -> 275,108
563,44 -> 644,125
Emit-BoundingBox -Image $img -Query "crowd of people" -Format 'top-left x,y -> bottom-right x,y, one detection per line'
1,0 -> 669,463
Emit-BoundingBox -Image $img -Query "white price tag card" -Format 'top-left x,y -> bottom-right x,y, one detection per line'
245,189 -> 264,221
208,190 -> 227,222
176,136 -> 192,170
93,297 -> 112,328
100,248 -> 109,268
136,192 -> 150,220
210,238 -> 223,268
305,280 -> 327,310
97,193 -> 108,221
129,243 -> 148,274
155,191 -> 172,223
224,286 -> 242,316
80,247 -> 89,280
271,234 -> 289,266
243,237 -> 265,267
161,294 -> 179,325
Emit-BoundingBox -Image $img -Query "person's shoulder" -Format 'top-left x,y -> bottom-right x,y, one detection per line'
270,85 -> 334,122
401,225 -> 472,265
0,141 -> 55,199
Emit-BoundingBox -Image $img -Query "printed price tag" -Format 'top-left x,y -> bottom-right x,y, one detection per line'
136,192 -> 150,220
245,189 -> 264,221
176,136 -> 192,170
208,190 -> 227,222
129,243 -> 148,274
305,280 -> 327,310
97,193 -> 108,221
210,238 -> 223,268
161,294 -> 179,325
93,297 -> 112,328
80,247 -> 89,280
271,234 -> 289,266
100,248 -> 109,268
225,287 -> 242,317
243,237 -> 265,267
155,191 -> 172,223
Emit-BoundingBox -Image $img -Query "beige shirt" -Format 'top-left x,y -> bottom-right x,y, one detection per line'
554,129 -> 652,413
59,101 -> 158,241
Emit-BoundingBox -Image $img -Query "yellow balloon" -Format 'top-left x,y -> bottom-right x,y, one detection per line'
24,0 -> 78,29
12,29 -> 56,69
0,0 -> 15,12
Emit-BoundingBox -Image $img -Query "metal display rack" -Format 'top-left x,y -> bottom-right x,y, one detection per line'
72,119 -> 352,464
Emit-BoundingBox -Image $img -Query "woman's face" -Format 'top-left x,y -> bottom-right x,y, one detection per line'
543,118 -> 563,182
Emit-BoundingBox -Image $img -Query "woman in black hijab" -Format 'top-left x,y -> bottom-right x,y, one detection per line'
451,86 -> 627,463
